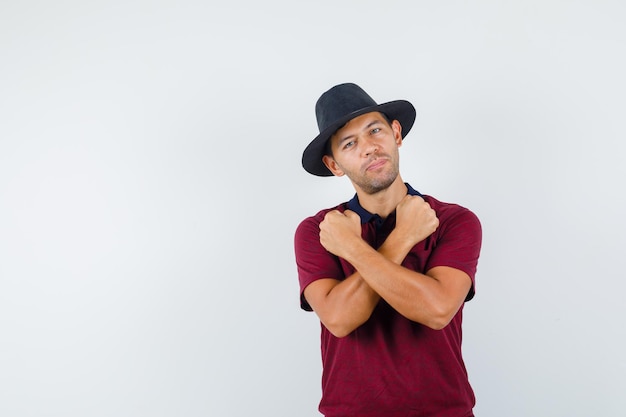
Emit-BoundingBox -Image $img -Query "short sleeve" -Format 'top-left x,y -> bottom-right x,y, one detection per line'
425,207 -> 482,301
294,213 -> 344,311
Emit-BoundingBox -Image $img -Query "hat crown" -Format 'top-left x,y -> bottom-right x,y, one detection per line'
315,83 -> 378,133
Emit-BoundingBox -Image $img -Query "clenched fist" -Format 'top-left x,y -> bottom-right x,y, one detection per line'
394,195 -> 439,247
319,209 -> 362,258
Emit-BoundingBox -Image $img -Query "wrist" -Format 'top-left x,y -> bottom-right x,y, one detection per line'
380,230 -> 415,263
341,235 -> 374,264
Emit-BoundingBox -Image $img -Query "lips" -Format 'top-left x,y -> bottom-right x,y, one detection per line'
365,158 -> 388,171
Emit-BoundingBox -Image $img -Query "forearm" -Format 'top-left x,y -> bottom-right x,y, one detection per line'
312,272 -> 379,337
308,237 -> 416,337
342,234 -> 469,329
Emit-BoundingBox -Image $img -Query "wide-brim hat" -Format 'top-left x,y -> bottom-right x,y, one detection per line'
302,83 -> 416,176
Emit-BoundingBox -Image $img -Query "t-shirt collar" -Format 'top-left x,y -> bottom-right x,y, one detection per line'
347,183 -> 423,225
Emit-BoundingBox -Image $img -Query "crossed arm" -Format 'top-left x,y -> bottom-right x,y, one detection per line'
303,195 -> 472,337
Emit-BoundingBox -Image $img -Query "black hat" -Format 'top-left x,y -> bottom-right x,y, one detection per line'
302,83 -> 416,176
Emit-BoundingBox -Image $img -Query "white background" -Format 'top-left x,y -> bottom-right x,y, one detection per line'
1,1 -> 625,416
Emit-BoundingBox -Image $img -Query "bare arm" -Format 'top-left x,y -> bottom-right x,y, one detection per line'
303,223 -> 416,338
317,195 -> 472,331
304,195 -> 439,337
340,240 -> 471,329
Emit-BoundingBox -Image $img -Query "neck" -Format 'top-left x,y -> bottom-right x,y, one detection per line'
354,176 -> 407,219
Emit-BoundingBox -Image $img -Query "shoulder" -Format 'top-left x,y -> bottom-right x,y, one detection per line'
423,195 -> 482,237
421,195 -> 482,296
424,195 -> 479,222
294,203 -> 348,248
295,203 -> 347,232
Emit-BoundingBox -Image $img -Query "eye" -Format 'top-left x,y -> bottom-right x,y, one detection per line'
343,140 -> 355,150
371,127 -> 381,134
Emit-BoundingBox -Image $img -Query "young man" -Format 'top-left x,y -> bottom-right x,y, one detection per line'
294,83 -> 482,417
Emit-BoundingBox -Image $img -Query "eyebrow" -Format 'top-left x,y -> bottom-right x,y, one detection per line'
337,120 -> 383,145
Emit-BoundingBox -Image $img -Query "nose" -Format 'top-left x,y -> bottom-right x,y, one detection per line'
362,136 -> 379,157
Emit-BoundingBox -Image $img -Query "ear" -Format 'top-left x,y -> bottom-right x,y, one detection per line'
322,155 -> 345,177
391,120 -> 403,147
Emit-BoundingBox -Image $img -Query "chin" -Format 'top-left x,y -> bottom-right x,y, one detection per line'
361,175 -> 397,195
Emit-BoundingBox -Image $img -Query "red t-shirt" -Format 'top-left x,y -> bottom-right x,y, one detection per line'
294,185 -> 482,417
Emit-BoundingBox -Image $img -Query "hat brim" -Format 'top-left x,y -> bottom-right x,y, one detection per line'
302,100 -> 416,176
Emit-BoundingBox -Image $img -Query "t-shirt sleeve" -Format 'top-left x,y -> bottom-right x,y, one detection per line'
425,207 -> 482,301
294,214 -> 344,311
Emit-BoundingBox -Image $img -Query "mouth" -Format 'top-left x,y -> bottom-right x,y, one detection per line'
365,158 -> 388,171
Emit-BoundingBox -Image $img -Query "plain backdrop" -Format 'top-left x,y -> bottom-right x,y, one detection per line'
1,1 -> 625,416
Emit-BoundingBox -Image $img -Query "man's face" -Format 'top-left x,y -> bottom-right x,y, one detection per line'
322,112 -> 403,195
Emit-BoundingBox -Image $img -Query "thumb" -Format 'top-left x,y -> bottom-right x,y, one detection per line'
344,210 -> 361,222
